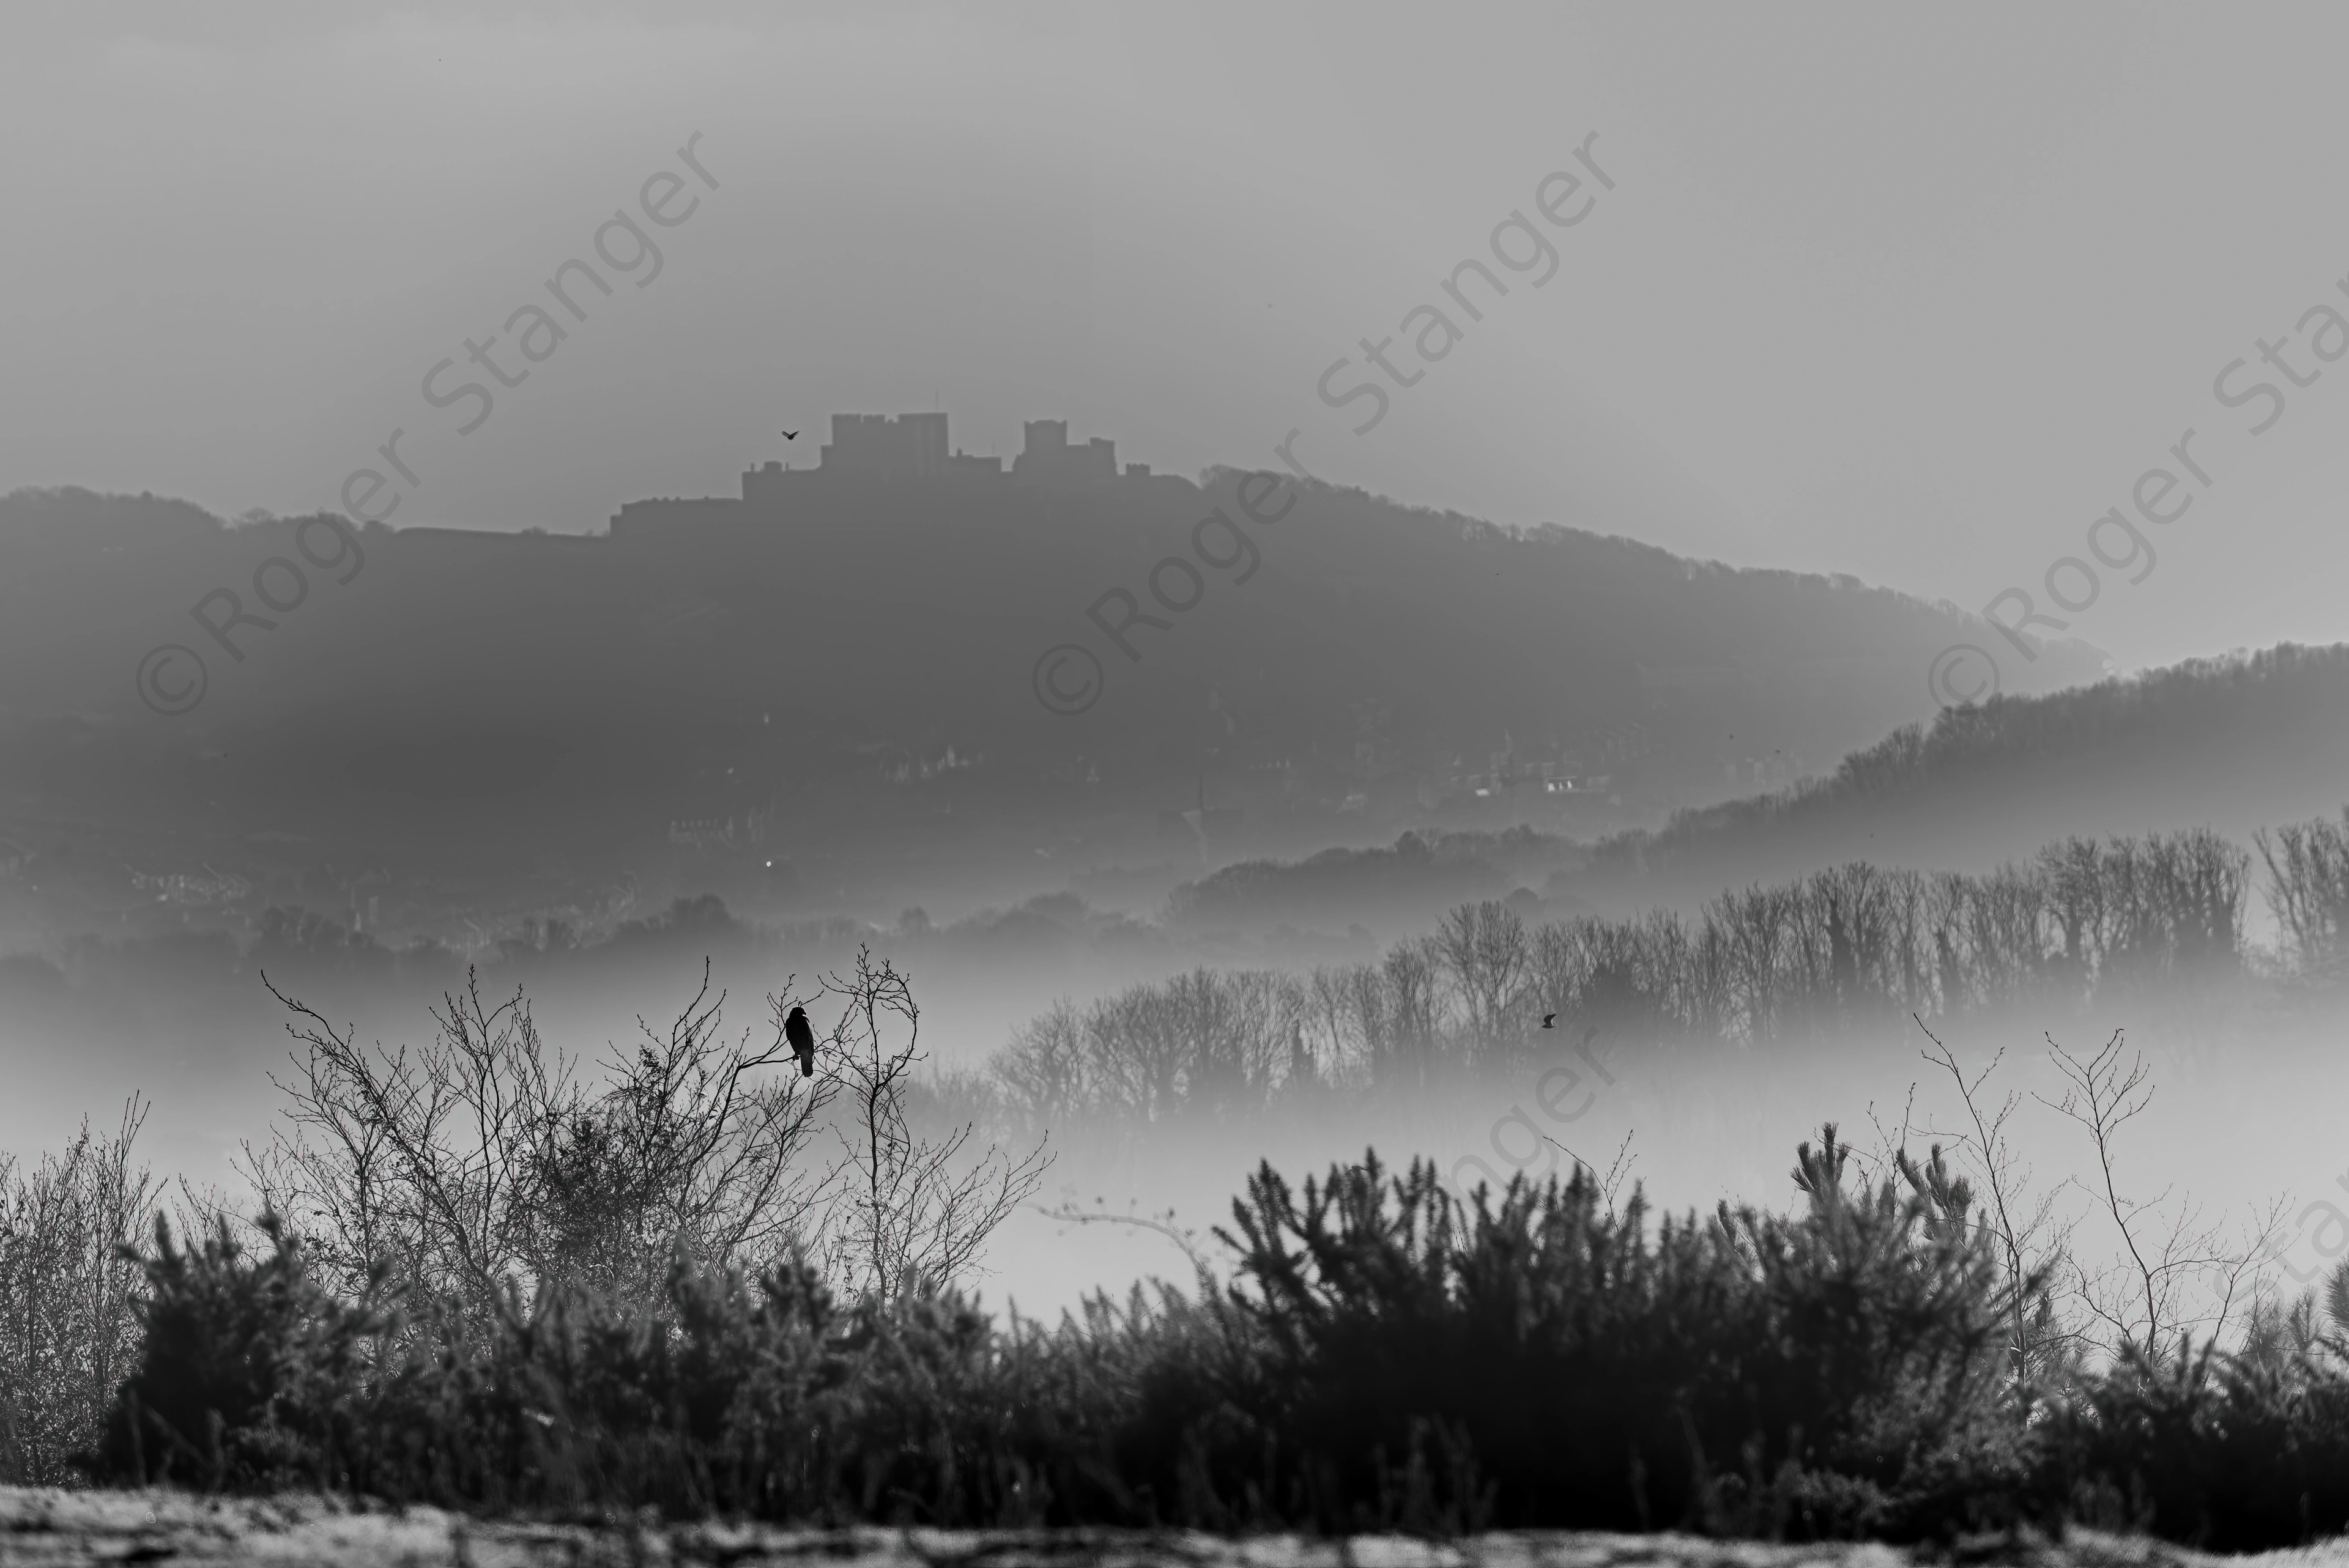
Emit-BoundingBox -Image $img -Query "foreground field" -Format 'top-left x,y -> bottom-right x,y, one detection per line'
0,1488 -> 2334,1568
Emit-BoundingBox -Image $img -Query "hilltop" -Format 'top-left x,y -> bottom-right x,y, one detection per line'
2,468 -> 2101,791
0,456 -> 2112,938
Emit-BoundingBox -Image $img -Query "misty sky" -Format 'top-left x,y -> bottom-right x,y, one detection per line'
7,1 -> 2349,674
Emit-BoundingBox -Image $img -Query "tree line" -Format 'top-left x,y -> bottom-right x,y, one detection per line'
996,811 -> 2349,1126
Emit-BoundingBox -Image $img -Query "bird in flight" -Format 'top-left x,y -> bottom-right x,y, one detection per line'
784,1005 -> 816,1076
1542,1013 -> 1557,1029
782,430 -> 799,440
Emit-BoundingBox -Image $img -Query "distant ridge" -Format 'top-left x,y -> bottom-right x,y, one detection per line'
0,475 -> 2114,875
1590,642 -> 2349,895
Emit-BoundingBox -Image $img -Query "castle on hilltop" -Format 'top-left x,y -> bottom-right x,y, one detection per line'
611,410 -> 1162,538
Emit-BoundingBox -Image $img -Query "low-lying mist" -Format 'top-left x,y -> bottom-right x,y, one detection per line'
9,797 -> 2347,1335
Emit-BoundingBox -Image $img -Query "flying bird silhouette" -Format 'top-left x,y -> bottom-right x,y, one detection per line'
781,429 -> 798,440
1542,1013 -> 1557,1029
784,1005 -> 815,1076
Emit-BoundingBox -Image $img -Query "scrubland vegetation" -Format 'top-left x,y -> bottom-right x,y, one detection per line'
6,805 -> 2349,1546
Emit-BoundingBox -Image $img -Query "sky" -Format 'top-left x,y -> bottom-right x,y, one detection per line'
6,0 -> 2349,674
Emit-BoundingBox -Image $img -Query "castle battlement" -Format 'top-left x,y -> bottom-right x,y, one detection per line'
609,407 -> 1157,537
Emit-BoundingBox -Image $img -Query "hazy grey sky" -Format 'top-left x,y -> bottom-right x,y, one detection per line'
7,1 -> 2348,673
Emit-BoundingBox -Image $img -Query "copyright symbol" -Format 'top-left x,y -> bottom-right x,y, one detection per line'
1032,643 -> 1103,716
136,644 -> 208,716
1927,644 -> 1998,709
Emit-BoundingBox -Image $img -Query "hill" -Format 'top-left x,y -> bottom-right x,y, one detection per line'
1585,642 -> 2349,899
1140,644 -> 2349,933
0,472 -> 2109,910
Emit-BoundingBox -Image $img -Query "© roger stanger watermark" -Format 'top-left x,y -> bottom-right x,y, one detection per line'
1446,1023 -> 1622,1206
1031,131 -> 1619,717
134,133 -> 722,717
2259,1159 -> 2349,1293
1926,265 -> 2349,709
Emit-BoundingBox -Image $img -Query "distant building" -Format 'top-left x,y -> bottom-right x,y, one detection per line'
738,464 -> 791,511
946,449 -> 1003,478
820,412 -> 948,479
1013,419 -> 1118,487
609,405 -> 1146,536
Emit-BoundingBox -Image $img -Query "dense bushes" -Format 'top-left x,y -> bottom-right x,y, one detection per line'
89,1213 -> 1217,1523
93,1214 -> 388,1491
1208,1137 -> 2032,1537
62,1128 -> 2349,1546
2,945 -> 1047,1493
2038,1300 -> 2349,1551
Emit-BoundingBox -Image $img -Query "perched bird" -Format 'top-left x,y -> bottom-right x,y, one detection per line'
781,429 -> 799,440
1541,1013 -> 1557,1029
784,1005 -> 816,1076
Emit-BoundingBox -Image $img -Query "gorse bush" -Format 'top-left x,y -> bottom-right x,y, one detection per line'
91,1213 -> 1220,1524
54,1132 -> 2066,1537
2032,1283 -> 2349,1551
59,1114 -> 2349,1545
94,1213 -> 389,1490
1208,1135 -> 2034,1537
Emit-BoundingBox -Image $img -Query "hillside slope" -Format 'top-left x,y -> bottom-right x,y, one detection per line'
0,475 -> 2109,878
1587,642 -> 2349,898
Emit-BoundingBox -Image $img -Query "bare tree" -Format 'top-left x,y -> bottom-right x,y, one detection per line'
529,963 -> 837,1300
2257,811 -> 2349,982
0,1099 -> 157,1484
2037,1027 -> 2280,1361
1435,901 -> 1532,1059
809,945 -> 1051,1304
246,970 -> 565,1301
1084,983 -> 1189,1123
1913,1016 -> 2076,1393
996,997 -> 1087,1123
1710,883 -> 1798,1045
1381,936 -> 1446,1084
249,962 -> 831,1309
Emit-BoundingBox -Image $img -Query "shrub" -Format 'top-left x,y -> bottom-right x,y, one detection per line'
94,1212 -> 388,1490
1206,1134 -> 2036,1538
82,1129 -> 2052,1539
2041,1281 -> 2349,1550
0,1101 -> 157,1484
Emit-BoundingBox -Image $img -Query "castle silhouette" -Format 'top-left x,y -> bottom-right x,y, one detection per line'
611,412 -> 1162,538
